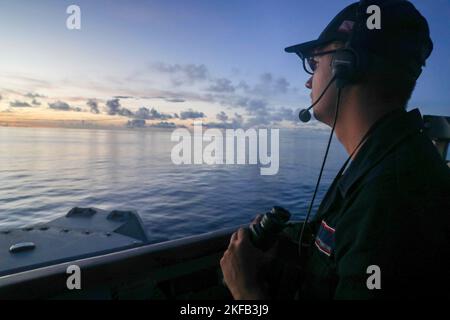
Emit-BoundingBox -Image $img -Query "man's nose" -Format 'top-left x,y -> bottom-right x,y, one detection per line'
305,76 -> 312,89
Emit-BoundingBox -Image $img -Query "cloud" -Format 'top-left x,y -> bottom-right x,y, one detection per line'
134,107 -> 174,120
2,62 -> 304,129
274,78 -> 290,94
216,111 -> 229,122
208,106 -> 298,128
105,98 -> 133,117
148,121 -> 178,129
114,96 -> 133,99
206,112 -> 245,129
149,64 -> 292,101
203,122 -> 231,129
180,64 -> 208,82
119,108 -> 133,117
201,94 -> 270,126
236,81 -> 250,91
214,73 -> 292,101
126,119 -> 146,128
202,74 -> 292,112
200,73 -> 299,127
0,94 -> 2,101
180,109 -> 205,120
49,101 -> 71,111
126,119 -> 182,129
232,113 -> 244,127
242,106 -> 299,127
87,99 -> 100,114
207,78 -> 235,93
220,96 -> 268,115
245,109 -> 271,127
250,73 -> 291,96
102,100 -> 179,121
151,62 -> 209,86
164,97 -> 186,103
247,99 -> 268,114
48,101 -> 82,112
271,107 -> 296,122
25,92 -> 46,99
106,99 -> 121,115
10,100 -> 32,108
142,95 -> 186,103
31,99 -> 41,106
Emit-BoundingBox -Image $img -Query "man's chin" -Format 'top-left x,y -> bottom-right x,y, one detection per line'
313,109 -> 330,126
312,109 -> 322,122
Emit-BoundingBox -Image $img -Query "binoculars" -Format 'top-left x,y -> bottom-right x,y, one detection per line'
221,206 -> 291,289
249,206 -> 291,251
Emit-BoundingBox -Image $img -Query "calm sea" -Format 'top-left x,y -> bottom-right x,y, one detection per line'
0,126 -> 347,244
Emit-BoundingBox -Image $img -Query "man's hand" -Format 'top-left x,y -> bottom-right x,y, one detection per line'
220,215 -> 277,300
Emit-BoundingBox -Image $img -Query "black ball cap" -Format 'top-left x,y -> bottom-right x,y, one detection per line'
285,0 -> 433,75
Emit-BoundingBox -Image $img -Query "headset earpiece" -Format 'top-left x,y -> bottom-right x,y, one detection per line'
328,0 -> 366,89
331,48 -> 359,89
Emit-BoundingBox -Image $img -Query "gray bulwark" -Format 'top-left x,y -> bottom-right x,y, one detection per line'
0,207 -> 149,277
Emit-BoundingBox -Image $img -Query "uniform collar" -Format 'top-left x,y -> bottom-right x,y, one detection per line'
337,108 -> 424,197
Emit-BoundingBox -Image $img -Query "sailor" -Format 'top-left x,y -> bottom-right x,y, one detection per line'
220,0 -> 450,299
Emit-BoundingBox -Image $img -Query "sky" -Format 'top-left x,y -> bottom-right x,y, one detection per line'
0,0 -> 449,129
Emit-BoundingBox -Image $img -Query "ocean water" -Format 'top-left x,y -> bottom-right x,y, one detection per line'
0,126 -> 347,244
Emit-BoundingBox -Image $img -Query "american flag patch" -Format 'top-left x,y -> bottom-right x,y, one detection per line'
315,220 -> 336,257
338,20 -> 355,34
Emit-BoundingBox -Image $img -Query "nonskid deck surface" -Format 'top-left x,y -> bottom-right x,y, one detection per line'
0,207 -> 149,277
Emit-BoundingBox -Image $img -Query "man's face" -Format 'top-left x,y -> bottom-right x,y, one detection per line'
305,43 -> 341,126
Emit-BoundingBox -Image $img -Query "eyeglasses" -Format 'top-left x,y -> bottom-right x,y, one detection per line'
302,49 -> 337,75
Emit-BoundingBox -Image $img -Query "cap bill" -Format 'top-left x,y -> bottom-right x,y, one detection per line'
284,36 -> 337,57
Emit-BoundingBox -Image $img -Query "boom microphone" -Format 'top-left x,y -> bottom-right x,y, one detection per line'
298,76 -> 336,123
299,109 -> 312,123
